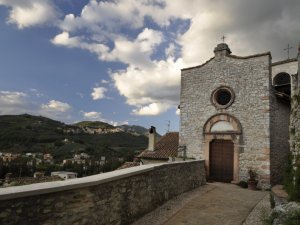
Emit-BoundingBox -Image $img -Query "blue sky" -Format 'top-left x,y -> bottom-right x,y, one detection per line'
0,0 -> 299,134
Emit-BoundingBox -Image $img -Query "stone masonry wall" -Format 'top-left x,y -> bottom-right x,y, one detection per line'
290,52 -> 300,176
180,49 -> 272,185
0,160 -> 206,225
270,96 -> 290,184
269,60 -> 297,185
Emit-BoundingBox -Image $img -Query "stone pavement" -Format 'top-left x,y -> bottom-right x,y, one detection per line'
132,182 -> 268,225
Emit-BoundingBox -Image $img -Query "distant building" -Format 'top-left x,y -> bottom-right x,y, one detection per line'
2,153 -> 21,162
51,171 -> 77,180
43,153 -> 54,164
137,127 -> 179,164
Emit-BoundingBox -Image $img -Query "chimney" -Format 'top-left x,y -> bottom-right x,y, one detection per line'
148,126 -> 156,151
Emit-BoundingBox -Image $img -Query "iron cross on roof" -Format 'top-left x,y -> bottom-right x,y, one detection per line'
221,35 -> 226,43
284,44 -> 293,59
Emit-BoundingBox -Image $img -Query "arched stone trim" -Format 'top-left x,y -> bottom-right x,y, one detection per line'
203,113 -> 243,183
203,113 -> 242,134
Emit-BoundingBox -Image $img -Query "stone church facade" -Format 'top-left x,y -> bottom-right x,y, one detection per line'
179,43 -> 299,188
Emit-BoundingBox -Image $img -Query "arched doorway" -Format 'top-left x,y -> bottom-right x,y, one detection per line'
203,113 -> 242,183
209,140 -> 234,182
273,72 -> 291,98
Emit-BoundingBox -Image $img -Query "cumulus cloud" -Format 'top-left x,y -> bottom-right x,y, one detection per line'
112,56 -> 184,114
0,0 -> 58,29
91,87 -> 107,100
51,31 -> 81,48
83,111 -> 102,121
41,100 -> 71,112
133,103 -> 172,116
101,80 -> 109,84
0,91 -> 72,121
0,91 -> 32,114
81,110 -> 128,126
5,0 -> 299,117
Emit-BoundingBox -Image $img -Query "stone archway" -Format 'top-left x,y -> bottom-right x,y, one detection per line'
203,113 -> 242,183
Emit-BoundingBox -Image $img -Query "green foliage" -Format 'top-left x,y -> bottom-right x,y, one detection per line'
0,114 -> 148,177
289,165 -> 300,202
238,180 -> 248,188
74,121 -> 114,129
248,168 -> 258,181
262,209 -> 300,225
283,210 -> 300,225
284,153 -> 300,202
270,193 -> 276,209
262,211 -> 279,225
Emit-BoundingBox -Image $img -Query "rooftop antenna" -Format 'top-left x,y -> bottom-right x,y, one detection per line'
284,44 -> 293,59
166,120 -> 170,133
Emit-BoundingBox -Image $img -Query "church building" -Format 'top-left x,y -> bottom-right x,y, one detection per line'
179,43 -> 299,188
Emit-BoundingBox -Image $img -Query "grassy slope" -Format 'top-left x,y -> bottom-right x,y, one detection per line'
0,114 -> 147,162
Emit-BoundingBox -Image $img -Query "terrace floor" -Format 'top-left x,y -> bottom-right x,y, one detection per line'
132,182 -> 268,225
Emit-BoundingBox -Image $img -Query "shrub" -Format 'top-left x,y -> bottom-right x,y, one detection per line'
283,210 -> 300,225
284,153 -> 300,202
238,180 -> 248,188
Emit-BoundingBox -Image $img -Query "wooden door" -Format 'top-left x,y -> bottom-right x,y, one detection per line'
209,140 -> 234,182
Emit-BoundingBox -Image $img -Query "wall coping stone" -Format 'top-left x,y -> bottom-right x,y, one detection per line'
0,160 -> 203,201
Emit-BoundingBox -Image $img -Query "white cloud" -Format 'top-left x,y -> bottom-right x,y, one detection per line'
0,91 -> 32,114
91,87 -> 107,100
41,100 -> 71,112
81,110 -> 129,126
83,111 -> 102,121
58,0 -> 175,34
0,0 -> 58,29
0,90 -> 73,122
112,56 -> 184,114
101,79 -> 109,84
51,31 -> 80,47
5,0 -> 299,117
133,103 -> 172,116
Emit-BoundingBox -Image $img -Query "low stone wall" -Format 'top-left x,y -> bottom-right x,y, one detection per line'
0,160 -> 206,225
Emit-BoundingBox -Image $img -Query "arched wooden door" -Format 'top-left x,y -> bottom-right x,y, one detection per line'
209,140 -> 234,182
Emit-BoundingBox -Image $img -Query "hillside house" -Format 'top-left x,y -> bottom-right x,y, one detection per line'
138,127 -> 179,164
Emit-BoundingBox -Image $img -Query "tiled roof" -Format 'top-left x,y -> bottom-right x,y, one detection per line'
117,162 -> 140,170
137,132 -> 179,160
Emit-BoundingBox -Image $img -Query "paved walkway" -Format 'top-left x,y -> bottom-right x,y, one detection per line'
132,183 -> 267,225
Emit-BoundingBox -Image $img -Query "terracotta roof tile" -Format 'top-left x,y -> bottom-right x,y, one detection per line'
137,132 -> 179,160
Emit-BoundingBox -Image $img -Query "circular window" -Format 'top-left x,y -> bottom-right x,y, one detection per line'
212,87 -> 234,109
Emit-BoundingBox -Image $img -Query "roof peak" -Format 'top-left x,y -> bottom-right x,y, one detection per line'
214,43 -> 232,57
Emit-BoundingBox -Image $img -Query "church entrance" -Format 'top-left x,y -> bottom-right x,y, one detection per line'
209,140 -> 234,182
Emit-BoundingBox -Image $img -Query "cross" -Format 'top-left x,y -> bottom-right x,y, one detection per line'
284,44 -> 293,59
221,35 -> 226,43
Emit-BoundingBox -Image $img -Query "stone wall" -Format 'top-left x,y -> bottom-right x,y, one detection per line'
290,51 -> 300,177
0,160 -> 206,225
180,44 -> 272,186
270,96 -> 290,184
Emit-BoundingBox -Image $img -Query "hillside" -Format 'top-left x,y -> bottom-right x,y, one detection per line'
118,125 -> 162,138
74,121 -> 114,129
0,114 -> 148,162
